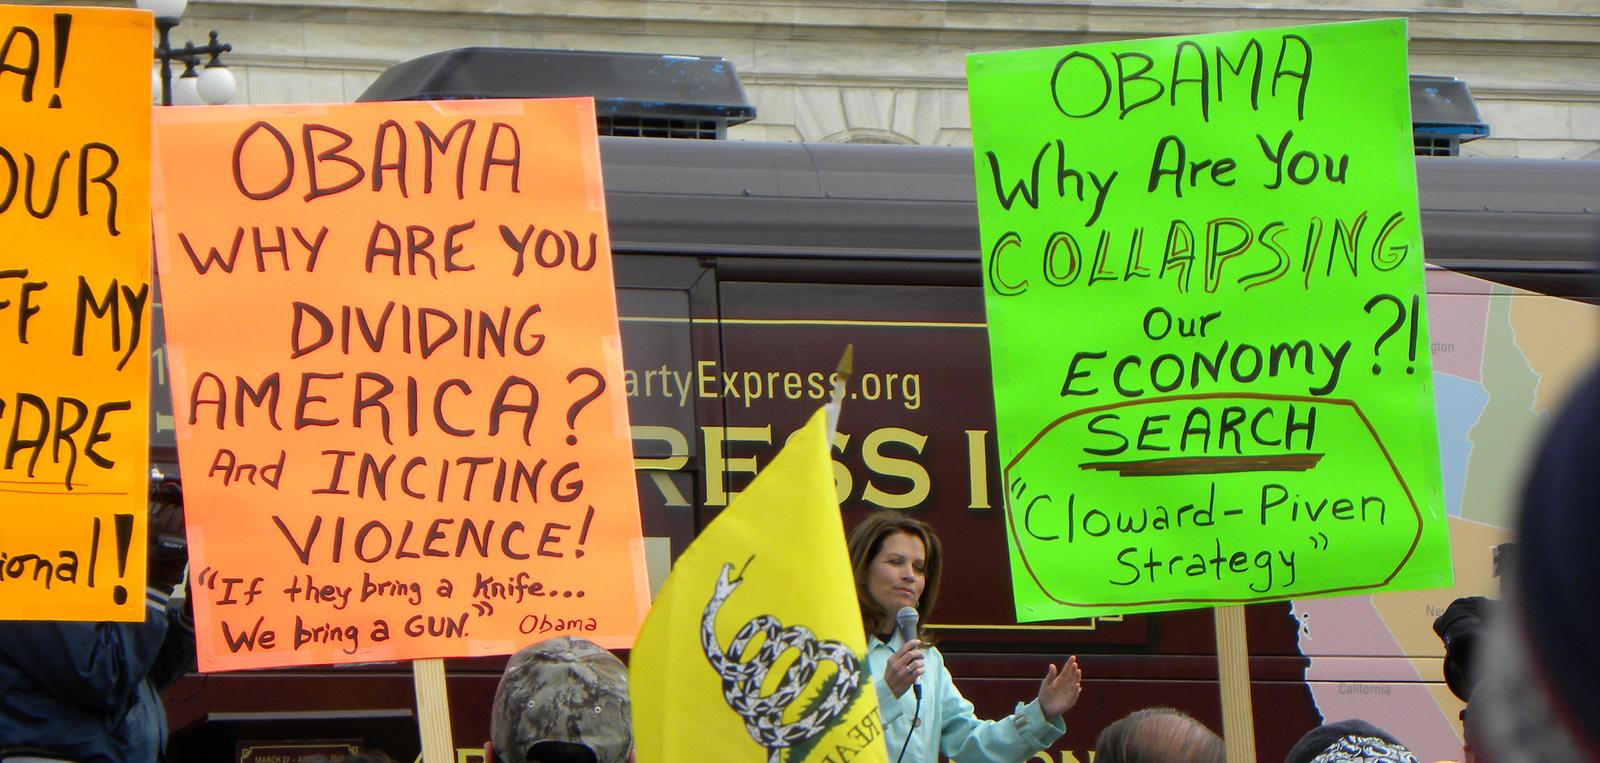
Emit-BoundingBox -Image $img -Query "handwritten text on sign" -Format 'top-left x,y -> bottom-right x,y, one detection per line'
153,99 -> 649,670
967,20 -> 1452,620
0,6 -> 151,622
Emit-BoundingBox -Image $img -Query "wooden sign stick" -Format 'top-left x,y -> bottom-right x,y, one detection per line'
1214,605 -> 1257,763
414,658 -> 455,763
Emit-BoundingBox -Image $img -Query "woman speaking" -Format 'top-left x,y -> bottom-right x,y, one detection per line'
847,512 -> 1083,763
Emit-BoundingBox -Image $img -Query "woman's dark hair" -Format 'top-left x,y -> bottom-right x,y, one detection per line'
845,511 -> 942,637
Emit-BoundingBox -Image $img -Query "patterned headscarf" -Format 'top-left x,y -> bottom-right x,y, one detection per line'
1307,734 -> 1419,763
1284,721 -> 1418,763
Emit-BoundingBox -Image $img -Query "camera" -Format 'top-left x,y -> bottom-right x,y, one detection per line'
1432,542 -> 1513,703
148,476 -> 187,565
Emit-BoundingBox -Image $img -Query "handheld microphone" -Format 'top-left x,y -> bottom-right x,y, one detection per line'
895,606 -> 919,642
895,606 -> 921,700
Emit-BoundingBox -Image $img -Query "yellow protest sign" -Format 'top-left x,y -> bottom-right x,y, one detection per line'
151,99 -> 649,670
632,407 -> 887,763
0,6 -> 151,622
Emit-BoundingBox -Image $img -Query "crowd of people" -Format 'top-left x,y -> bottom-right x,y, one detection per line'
6,399 -> 1598,763
467,356 -> 1597,763
405,497 -> 1508,763
6,378 -> 1598,762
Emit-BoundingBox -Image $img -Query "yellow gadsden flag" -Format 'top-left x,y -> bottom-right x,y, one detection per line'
632,406 -> 886,763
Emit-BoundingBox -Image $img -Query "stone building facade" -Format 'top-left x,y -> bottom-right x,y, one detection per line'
55,1 -> 1600,157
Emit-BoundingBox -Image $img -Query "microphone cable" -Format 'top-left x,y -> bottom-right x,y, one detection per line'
894,691 -> 921,763
891,608 -> 924,763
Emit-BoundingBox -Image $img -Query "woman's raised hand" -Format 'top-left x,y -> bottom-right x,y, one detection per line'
884,639 -> 927,699
1038,655 -> 1083,719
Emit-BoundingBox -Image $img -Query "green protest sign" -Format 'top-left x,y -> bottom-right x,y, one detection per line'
967,19 -> 1452,620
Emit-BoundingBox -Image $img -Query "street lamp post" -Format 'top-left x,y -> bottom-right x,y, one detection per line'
138,0 -> 236,106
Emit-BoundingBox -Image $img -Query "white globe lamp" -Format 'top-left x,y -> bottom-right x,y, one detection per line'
197,64 -> 236,105
135,0 -> 188,21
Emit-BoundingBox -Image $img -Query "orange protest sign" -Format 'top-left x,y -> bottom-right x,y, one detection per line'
0,6 -> 151,622
152,99 -> 649,670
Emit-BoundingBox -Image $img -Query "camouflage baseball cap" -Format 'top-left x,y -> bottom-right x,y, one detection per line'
490,636 -> 632,763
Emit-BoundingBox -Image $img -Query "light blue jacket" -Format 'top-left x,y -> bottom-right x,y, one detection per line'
867,632 -> 1065,762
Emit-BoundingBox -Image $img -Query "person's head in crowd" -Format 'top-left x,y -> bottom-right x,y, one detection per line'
1093,707 -> 1223,763
845,511 -> 943,636
487,635 -> 633,763
1476,364 -> 1600,762
1284,719 -> 1419,763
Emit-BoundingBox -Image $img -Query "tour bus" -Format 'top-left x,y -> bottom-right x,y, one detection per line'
154,49 -> 1600,762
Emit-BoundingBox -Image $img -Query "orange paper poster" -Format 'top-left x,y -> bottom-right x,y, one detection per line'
151,99 -> 650,670
0,6 -> 152,622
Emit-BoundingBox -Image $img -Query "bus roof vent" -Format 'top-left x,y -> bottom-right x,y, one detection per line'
1411,75 -> 1490,157
356,47 -> 757,139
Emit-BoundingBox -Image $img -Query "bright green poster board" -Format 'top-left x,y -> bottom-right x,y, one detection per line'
967,19 -> 1452,621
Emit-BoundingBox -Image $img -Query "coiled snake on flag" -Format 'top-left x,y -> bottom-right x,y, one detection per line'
701,558 -> 862,763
